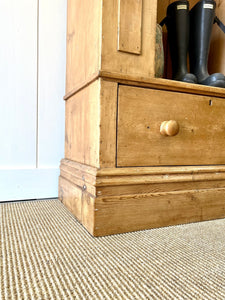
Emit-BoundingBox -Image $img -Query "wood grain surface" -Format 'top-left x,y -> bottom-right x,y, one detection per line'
94,188 -> 225,236
99,80 -> 118,167
66,0 -> 102,94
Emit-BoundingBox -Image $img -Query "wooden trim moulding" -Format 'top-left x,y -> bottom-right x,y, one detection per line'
100,71 -> 225,99
63,71 -> 225,100
64,72 -> 100,100
60,159 -> 225,188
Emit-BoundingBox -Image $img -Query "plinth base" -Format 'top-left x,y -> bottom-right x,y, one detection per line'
59,159 -> 225,236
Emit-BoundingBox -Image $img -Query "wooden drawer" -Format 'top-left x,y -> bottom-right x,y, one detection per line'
117,85 -> 225,167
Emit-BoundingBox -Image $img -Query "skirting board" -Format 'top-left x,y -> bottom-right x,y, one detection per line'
59,159 -> 225,236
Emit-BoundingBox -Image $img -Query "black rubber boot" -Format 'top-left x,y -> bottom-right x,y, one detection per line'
189,0 -> 225,87
164,0 -> 197,83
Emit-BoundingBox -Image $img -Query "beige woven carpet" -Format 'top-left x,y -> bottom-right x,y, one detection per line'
1,200 -> 225,300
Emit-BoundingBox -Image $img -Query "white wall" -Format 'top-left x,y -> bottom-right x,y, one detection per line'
0,0 -> 66,201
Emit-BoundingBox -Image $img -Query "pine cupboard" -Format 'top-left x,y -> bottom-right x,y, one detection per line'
59,0 -> 225,236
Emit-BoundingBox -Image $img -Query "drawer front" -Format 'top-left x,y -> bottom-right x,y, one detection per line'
117,86 -> 225,167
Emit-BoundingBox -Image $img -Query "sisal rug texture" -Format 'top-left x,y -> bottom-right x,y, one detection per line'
1,199 -> 225,300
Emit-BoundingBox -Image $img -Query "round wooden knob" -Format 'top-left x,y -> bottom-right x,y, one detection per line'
160,120 -> 179,136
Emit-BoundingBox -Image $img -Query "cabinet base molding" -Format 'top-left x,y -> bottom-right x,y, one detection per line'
59,159 -> 225,236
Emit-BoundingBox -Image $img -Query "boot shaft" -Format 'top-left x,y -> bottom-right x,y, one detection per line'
189,0 -> 216,79
166,1 -> 190,78
165,0 -> 197,82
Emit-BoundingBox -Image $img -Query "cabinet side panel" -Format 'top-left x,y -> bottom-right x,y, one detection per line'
101,0 -> 157,78
66,0 -> 102,94
59,175 -> 95,235
58,176 -> 82,221
65,80 -> 100,168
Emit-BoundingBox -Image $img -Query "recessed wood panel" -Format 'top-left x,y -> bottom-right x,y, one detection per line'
117,85 -> 225,166
101,0 -> 157,79
118,0 -> 143,54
